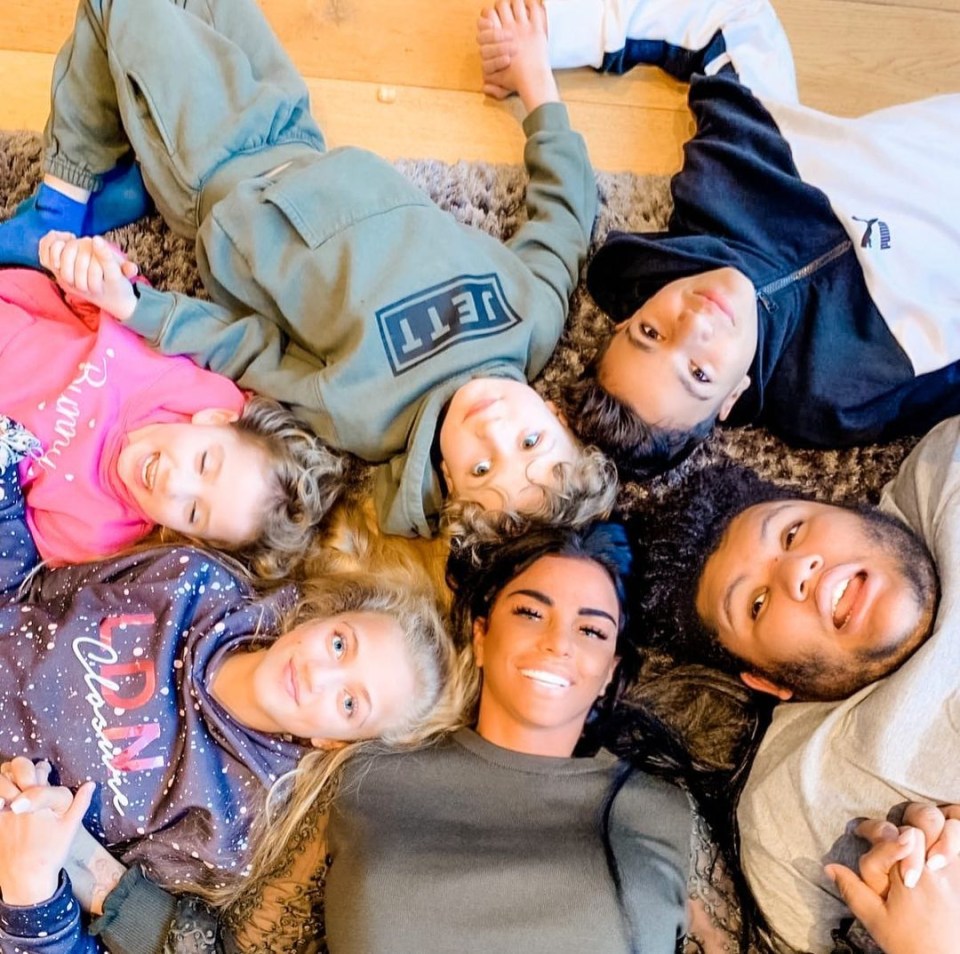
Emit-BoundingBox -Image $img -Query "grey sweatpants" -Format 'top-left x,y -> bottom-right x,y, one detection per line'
44,0 -> 325,236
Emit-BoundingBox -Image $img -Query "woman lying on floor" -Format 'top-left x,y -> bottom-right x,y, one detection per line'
0,521 -> 698,954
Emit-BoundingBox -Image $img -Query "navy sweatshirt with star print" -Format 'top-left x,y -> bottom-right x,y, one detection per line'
0,456 -> 304,953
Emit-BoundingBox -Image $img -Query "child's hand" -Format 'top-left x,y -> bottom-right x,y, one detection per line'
38,231 -> 139,321
0,757 -> 96,906
477,0 -> 559,112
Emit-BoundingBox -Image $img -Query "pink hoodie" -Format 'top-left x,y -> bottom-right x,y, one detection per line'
0,269 -> 244,563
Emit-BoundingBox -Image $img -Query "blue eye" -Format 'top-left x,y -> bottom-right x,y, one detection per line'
341,693 -> 355,717
521,433 -> 541,449
471,461 -> 491,477
332,634 -> 346,658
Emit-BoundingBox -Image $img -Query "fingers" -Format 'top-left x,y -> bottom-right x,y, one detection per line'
64,782 -> 96,826
854,816 -> 900,846
897,803 -> 960,878
494,0 -> 517,29
478,6 -> 502,32
526,0 -> 547,33
38,230 -> 77,272
8,784 -> 74,816
0,773 -> 20,810
481,82 -> 514,100
827,863 -> 884,927
0,759 -> 53,812
100,245 -> 127,290
0,758 -> 92,817
37,233 -> 131,296
901,802 -> 946,850
927,805 -> 960,873
479,0 -> 530,38
1,757 -> 50,792
855,824 -> 915,896
477,5 -> 516,72
479,39 -> 516,65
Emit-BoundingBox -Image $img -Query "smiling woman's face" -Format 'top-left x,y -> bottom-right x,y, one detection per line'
473,555 -> 620,757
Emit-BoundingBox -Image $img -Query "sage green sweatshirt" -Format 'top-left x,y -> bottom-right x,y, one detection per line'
127,104 -> 596,536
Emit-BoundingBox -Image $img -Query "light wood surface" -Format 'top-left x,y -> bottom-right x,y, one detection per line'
1,0 -> 959,176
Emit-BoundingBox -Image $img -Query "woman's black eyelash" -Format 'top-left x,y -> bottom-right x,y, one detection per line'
511,605 -> 542,620
582,625 -> 609,640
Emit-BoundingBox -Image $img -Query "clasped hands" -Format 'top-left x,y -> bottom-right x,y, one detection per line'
827,802 -> 960,954
0,756 -> 94,907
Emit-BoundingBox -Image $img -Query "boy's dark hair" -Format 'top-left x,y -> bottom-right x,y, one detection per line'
628,461 -> 800,676
567,342 -> 715,481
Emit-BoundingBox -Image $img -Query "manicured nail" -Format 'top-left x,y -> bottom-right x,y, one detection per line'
927,855 -> 948,872
10,797 -> 31,814
904,868 -> 921,889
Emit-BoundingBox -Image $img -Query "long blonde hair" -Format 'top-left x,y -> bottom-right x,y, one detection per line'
200,569 -> 468,908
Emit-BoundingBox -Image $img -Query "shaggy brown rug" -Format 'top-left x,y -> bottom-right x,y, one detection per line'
1,129 -> 916,951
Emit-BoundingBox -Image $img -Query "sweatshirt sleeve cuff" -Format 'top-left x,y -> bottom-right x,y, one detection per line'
522,101 -> 572,138
0,871 -> 77,938
90,866 -> 177,954
125,283 -> 173,345
545,0 -> 606,69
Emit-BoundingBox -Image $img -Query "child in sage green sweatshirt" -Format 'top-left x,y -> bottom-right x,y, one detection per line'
4,0 -> 616,538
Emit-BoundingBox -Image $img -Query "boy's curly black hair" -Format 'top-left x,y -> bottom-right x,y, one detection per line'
628,461 -> 800,675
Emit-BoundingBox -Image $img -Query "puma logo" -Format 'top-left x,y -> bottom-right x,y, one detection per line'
852,216 -> 891,250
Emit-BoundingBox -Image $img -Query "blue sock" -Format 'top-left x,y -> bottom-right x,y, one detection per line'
85,162 -> 152,234
0,183 -> 87,268
0,163 -> 152,269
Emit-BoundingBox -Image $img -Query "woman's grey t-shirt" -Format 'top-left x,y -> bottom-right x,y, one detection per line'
325,728 -> 691,954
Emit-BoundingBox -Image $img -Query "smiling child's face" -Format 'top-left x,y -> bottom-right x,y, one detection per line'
599,267 -> 759,430
116,408 -> 273,546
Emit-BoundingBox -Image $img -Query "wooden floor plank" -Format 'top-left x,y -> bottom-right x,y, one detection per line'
0,0 -> 958,177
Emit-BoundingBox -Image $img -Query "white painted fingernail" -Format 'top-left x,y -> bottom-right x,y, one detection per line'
10,797 -> 31,814
904,868 -> 921,888
927,855 -> 948,872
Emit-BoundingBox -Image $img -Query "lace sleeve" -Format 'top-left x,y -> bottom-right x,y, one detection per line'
221,806 -> 329,954
161,895 -> 223,954
682,812 -> 743,954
